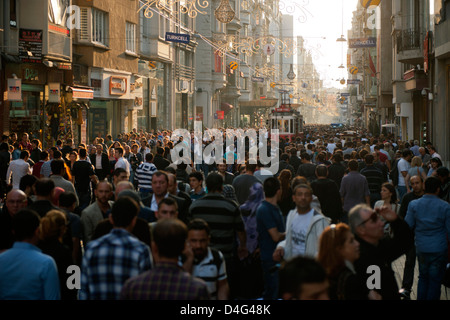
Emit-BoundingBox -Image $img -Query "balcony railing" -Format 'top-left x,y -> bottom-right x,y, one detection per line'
396,29 -> 424,53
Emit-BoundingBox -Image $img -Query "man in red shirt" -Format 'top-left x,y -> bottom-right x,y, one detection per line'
32,151 -> 48,178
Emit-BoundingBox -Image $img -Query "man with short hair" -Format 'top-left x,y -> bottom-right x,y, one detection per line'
232,162 -> 262,205
310,165 -> 343,224
327,153 -> 346,190
256,177 -> 286,300
120,219 -> 210,300
183,218 -> 229,300
429,146 -> 442,161
134,153 -> 157,201
49,159 -> 79,206
32,151 -> 48,178
114,147 -> 130,177
58,191 -> 83,265
436,167 -> 450,203
142,171 -> 187,223
296,153 -> 317,183
40,148 -> 59,178
72,148 -> 97,210
26,178 -> 61,218
405,176 -> 450,300
0,189 -> 28,251
419,147 -> 431,169
397,175 -> 425,299
80,181 -> 113,244
61,138 -> 73,159
0,209 -> 61,299
278,256 -> 330,300
89,144 -> 110,181
288,147 -> 302,174
348,203 -> 414,300
397,149 -> 412,202
410,140 -> 420,157
273,184 -> 330,261
80,196 -> 153,300
6,150 -> 32,190
217,163 -> 235,185
189,172 -> 248,298
153,147 -> 171,171
340,159 -> 371,223
188,171 -> 206,201
360,154 -> 386,207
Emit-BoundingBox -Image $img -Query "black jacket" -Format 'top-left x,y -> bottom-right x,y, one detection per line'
89,153 -> 110,180
310,178 -> 343,223
354,217 -> 414,300
153,154 -> 171,171
141,193 -> 188,224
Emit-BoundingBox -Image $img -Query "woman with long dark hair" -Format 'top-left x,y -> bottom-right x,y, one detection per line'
318,223 -> 381,300
374,182 -> 399,237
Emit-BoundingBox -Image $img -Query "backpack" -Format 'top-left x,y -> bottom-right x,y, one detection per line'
390,159 -> 400,186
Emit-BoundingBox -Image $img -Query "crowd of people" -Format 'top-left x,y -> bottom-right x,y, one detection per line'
0,125 -> 449,301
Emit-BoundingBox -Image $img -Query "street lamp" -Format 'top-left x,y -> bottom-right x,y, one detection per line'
287,64 -> 296,80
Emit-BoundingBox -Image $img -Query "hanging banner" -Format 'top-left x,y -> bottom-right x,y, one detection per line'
7,78 -> 22,101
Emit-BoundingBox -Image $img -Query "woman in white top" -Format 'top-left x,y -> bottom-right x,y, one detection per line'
374,182 -> 400,213
373,182 -> 400,237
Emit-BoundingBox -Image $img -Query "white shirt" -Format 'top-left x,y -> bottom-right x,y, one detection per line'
191,248 -> 227,299
6,159 -> 32,189
431,152 -> 442,160
290,208 -> 314,257
150,192 -> 169,212
397,158 -> 411,187
95,154 -> 103,169
115,157 -> 130,175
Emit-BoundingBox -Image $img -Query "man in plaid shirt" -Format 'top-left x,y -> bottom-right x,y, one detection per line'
79,196 -> 153,300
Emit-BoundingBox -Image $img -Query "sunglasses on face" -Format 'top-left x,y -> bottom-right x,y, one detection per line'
357,212 -> 380,227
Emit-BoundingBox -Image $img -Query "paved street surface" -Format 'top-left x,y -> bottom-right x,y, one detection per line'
392,255 -> 450,300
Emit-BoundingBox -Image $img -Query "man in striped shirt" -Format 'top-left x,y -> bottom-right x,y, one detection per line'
135,153 -> 157,203
183,218 -> 229,300
188,172 -> 248,298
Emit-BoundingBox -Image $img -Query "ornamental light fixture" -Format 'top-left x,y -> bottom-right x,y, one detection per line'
287,64 -> 296,80
215,0 -> 235,24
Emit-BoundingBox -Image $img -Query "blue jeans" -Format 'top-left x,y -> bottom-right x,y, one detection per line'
397,186 -> 407,203
416,250 -> 447,300
261,260 -> 279,300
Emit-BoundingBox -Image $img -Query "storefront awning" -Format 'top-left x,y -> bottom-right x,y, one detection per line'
69,86 -> 94,100
239,99 -> 278,108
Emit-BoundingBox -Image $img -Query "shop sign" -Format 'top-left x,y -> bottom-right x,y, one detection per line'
48,82 -> 61,103
165,32 -> 190,44
18,29 -> 43,63
7,78 -> 22,101
109,76 -> 127,95
23,68 -> 39,81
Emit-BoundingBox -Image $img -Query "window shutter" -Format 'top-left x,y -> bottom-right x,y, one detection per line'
78,7 -> 91,42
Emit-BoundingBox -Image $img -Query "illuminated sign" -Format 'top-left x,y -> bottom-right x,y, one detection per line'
109,76 -> 127,95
